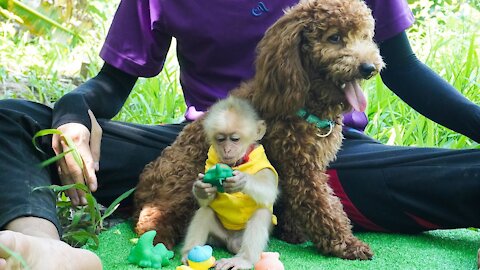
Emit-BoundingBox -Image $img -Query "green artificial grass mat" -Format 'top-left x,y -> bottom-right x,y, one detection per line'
87,222 -> 480,270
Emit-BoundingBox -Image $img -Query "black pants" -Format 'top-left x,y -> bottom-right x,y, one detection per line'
1,99 -> 479,234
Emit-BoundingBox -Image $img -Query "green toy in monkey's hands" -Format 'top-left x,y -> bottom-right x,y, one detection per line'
203,163 -> 233,192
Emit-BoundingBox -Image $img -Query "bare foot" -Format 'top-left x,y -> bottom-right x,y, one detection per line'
215,256 -> 253,270
0,230 -> 102,270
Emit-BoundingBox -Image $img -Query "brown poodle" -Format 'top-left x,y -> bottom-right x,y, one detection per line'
134,0 -> 384,260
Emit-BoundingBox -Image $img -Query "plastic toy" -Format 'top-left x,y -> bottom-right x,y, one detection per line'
128,230 -> 174,269
176,245 -> 216,270
203,163 -> 233,192
175,266 -> 192,270
254,252 -> 285,270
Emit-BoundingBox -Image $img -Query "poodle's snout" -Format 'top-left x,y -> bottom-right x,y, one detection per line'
359,63 -> 377,79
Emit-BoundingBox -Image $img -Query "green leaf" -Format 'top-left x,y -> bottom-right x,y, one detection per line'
3,0 -> 83,41
56,200 -> 72,208
63,229 -> 99,249
32,183 -> 89,193
100,188 -> 136,222
70,207 -> 85,228
0,0 -> 7,9
32,128 -> 62,154
60,134 -> 85,171
32,129 -> 86,179
85,193 -> 99,228
38,148 -> 73,167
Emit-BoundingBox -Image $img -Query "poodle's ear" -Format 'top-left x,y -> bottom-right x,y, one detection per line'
252,11 -> 309,118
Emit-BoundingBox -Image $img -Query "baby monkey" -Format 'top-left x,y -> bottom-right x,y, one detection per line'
181,96 -> 279,270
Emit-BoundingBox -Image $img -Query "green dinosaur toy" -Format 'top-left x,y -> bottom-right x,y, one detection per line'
128,230 -> 174,268
203,163 -> 233,192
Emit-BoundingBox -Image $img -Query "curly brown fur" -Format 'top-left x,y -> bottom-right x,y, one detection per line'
133,121 -> 209,248
134,0 -> 383,259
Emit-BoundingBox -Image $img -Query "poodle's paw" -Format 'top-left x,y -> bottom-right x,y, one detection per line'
135,210 -> 178,249
215,256 -> 253,270
339,238 -> 373,260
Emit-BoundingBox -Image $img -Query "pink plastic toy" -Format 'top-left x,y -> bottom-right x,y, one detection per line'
254,252 -> 285,270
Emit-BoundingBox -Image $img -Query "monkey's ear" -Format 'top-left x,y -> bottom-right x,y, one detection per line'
256,120 -> 267,141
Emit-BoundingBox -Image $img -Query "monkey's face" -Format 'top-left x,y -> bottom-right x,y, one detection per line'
212,132 -> 251,166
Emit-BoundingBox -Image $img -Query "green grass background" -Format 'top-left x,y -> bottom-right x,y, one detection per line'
89,222 -> 480,270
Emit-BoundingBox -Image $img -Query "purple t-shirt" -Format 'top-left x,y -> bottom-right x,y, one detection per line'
100,0 -> 414,129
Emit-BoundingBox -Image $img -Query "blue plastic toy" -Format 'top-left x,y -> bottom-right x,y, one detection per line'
176,245 -> 216,270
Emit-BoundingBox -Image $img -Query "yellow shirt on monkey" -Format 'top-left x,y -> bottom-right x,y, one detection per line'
205,145 -> 278,231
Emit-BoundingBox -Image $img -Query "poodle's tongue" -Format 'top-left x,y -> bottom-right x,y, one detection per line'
344,81 -> 367,112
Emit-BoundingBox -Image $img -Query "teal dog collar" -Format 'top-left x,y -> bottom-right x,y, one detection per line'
297,109 -> 335,137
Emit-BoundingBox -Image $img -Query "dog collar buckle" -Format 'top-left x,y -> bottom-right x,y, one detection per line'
296,109 -> 335,137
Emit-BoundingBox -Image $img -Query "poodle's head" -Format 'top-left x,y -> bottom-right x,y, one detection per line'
252,0 -> 384,118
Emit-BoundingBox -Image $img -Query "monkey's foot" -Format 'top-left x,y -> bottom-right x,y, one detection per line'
226,233 -> 242,254
0,230 -> 102,270
215,256 -> 253,270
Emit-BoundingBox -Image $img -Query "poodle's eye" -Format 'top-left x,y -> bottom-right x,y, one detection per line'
327,34 -> 341,44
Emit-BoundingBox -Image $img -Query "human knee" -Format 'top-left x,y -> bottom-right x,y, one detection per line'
0,99 -> 53,135
1,99 -> 33,111
0,99 -> 51,121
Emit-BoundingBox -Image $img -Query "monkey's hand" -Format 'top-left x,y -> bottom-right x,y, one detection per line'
234,169 -> 278,206
193,174 -> 217,206
223,170 -> 250,193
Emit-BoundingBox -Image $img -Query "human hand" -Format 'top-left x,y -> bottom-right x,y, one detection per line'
52,110 -> 102,206
223,170 -> 250,193
192,174 -> 217,200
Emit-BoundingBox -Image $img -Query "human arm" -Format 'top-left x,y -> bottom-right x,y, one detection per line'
51,0 -> 172,205
52,62 -> 137,129
51,63 -> 137,205
223,169 -> 278,206
379,31 -> 480,143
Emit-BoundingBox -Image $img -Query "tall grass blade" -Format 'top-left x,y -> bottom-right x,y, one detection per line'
32,183 -> 89,193
85,193 -> 99,230
60,134 -> 84,170
62,229 -> 99,249
38,148 -> 73,167
100,187 -> 136,222
32,128 -> 62,153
